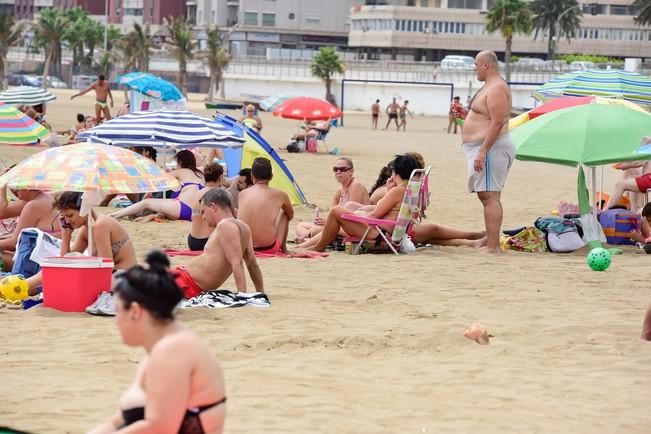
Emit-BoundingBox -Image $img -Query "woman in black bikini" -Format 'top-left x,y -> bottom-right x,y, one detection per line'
88,251 -> 226,434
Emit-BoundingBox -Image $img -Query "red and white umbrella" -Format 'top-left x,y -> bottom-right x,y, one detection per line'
273,97 -> 341,121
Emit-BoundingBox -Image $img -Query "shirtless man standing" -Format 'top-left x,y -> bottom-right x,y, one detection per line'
70,74 -> 114,122
238,157 -> 294,253
371,99 -> 381,129
172,188 -> 264,299
383,98 -> 400,131
462,51 -> 515,254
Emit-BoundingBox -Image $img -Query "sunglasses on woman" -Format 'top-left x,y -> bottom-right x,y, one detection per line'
332,166 -> 351,173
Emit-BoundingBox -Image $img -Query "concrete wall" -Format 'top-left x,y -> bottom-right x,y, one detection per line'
219,74 -> 539,116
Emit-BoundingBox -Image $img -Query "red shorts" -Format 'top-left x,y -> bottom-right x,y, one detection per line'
254,238 -> 282,254
635,174 -> 651,192
173,266 -> 203,299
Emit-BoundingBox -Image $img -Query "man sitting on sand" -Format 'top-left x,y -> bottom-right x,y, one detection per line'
227,168 -> 253,209
188,163 -> 230,251
173,189 -> 264,298
238,157 -> 294,253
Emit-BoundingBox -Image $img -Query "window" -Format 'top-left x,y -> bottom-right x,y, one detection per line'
262,12 -> 276,26
305,15 -> 321,25
149,7 -> 153,17
421,0 -> 429,6
244,11 -> 258,25
125,8 -> 143,16
448,0 -> 481,8
211,10 -> 216,23
609,4 -> 636,15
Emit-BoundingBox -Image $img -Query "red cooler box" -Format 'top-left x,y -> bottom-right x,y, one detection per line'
41,256 -> 114,312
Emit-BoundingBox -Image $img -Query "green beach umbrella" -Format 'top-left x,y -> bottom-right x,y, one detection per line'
512,103 -> 651,248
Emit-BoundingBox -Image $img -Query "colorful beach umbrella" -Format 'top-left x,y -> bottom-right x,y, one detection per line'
509,95 -> 649,130
513,104 -> 651,166
118,72 -> 183,102
0,105 -> 51,145
77,110 -> 245,149
260,92 -> 303,111
0,86 -> 56,105
532,70 -> 651,106
0,143 -> 180,193
513,104 -> 651,248
273,97 -> 341,121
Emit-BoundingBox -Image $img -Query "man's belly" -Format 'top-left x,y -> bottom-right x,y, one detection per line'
461,113 -> 492,143
186,253 -> 232,290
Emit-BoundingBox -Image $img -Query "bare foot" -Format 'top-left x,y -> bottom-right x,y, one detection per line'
134,214 -> 157,223
470,237 -> 487,248
464,323 -> 490,344
470,231 -> 487,240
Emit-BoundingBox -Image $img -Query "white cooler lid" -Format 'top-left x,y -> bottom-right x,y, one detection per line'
41,256 -> 115,269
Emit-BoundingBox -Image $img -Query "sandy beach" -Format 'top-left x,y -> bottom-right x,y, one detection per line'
1,89 -> 651,433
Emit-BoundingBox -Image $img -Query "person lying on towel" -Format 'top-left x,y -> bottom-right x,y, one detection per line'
173,189 -> 264,299
237,157 -> 294,254
298,154 -> 418,252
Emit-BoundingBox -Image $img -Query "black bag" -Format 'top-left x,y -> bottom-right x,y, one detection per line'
287,141 -> 300,153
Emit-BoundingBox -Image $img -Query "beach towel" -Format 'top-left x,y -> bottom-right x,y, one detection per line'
163,248 -> 327,259
179,290 -> 270,308
11,228 -> 62,278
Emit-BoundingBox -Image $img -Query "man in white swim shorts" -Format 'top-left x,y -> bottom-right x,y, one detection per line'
462,50 -> 515,254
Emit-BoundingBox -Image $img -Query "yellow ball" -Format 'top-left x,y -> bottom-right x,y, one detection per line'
0,275 -> 29,302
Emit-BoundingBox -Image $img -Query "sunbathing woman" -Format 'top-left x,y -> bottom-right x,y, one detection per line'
88,251 -> 226,434
110,150 -> 205,222
0,188 -> 61,271
299,155 -> 418,252
25,191 -> 137,294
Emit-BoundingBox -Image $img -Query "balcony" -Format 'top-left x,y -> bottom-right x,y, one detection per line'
227,0 -> 239,6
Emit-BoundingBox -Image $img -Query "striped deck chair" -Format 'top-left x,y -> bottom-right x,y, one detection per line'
341,166 -> 431,255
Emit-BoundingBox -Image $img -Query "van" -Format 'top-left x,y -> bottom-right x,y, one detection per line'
440,55 -> 475,70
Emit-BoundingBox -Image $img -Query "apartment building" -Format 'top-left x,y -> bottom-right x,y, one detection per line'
348,0 -> 651,60
0,0 -> 14,15
186,0 -> 355,56
13,0 -> 185,30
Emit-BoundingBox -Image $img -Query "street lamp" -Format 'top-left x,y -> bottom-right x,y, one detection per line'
103,0 -> 109,52
553,3 -> 598,60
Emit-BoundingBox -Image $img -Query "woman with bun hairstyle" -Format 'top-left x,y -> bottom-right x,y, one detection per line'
88,251 -> 227,434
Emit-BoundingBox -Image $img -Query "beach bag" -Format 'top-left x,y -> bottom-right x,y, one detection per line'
546,231 -> 586,253
306,137 -> 317,153
534,216 -> 585,252
598,209 -> 640,245
502,227 -> 547,253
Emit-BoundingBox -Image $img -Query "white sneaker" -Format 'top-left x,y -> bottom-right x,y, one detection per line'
97,293 -> 116,316
86,292 -> 111,315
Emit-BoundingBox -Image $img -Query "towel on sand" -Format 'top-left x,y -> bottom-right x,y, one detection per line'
164,248 -> 327,259
179,290 -> 270,308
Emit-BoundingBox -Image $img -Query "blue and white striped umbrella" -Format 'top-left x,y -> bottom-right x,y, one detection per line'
0,86 -> 56,105
77,110 -> 245,149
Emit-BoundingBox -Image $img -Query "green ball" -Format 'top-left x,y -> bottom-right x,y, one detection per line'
587,247 -> 612,271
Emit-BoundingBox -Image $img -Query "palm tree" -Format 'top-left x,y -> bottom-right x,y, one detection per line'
62,8 -> 88,72
94,51 -> 114,77
485,0 -> 532,81
115,23 -> 150,72
198,26 -> 230,101
0,13 -> 26,90
311,47 -> 345,105
164,16 -> 197,95
634,0 -> 651,25
32,8 -> 69,88
83,19 -> 105,63
530,0 -> 582,60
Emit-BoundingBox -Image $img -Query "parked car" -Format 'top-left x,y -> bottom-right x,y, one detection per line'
543,60 -> 567,72
35,76 -> 68,88
21,75 -> 41,86
569,61 -> 596,71
513,57 -> 545,70
440,55 -> 475,71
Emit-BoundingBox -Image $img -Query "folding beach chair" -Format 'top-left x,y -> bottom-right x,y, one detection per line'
341,166 -> 431,255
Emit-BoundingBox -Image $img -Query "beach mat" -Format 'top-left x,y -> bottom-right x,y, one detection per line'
164,248 -> 327,259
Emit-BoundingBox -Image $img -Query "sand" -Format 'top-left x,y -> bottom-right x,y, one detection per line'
1,89 -> 651,433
